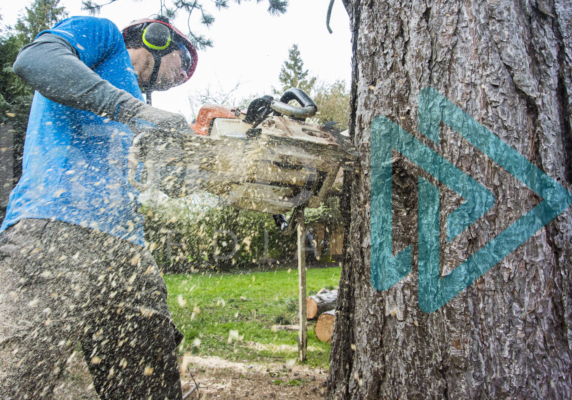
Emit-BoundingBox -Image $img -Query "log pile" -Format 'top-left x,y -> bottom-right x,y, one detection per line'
307,289 -> 338,342
314,310 -> 336,343
306,289 -> 338,320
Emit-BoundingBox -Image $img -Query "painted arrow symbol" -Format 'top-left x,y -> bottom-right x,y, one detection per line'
370,87 -> 572,313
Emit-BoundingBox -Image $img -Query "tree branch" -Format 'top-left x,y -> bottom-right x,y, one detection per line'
80,0 -> 289,48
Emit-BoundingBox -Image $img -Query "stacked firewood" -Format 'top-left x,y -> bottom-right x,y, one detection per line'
307,289 -> 338,342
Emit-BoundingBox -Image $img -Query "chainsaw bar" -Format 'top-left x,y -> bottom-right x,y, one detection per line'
128,113 -> 356,215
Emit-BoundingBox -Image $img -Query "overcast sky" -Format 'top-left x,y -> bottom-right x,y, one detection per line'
0,0 -> 352,120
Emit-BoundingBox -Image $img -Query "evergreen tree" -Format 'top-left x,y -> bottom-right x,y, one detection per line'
1,0 -> 69,127
277,44 -> 316,95
313,80 -> 350,130
15,0 -> 68,45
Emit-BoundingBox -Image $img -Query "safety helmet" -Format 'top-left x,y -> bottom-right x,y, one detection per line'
122,16 -> 198,92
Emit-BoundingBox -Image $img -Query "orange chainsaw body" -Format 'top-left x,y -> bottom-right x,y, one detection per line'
190,104 -> 238,136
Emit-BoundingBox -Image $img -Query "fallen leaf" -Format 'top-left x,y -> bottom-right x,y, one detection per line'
228,329 -> 239,343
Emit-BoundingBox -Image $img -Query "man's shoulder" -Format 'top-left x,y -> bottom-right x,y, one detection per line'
40,16 -> 126,65
45,15 -> 122,42
49,16 -> 121,38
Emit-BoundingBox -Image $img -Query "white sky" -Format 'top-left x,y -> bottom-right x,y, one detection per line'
0,0 -> 352,121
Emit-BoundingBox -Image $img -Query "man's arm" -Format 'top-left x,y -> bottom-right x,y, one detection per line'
13,33 -> 133,118
15,22 -> 193,199
14,33 -> 191,137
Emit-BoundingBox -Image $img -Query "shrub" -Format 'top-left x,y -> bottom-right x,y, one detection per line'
143,192 -> 297,273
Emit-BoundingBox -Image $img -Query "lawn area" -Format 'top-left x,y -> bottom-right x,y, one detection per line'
165,266 -> 341,369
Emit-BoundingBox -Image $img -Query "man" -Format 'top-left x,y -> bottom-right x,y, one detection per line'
0,15 -> 197,399
306,227 -> 318,265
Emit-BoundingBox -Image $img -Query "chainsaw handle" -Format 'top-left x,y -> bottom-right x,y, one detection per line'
279,88 -> 316,109
270,102 -> 317,119
271,88 -> 317,119
127,132 -> 154,192
127,161 -> 154,192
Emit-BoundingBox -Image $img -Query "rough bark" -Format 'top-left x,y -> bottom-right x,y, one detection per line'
307,289 -> 338,319
328,0 -> 572,398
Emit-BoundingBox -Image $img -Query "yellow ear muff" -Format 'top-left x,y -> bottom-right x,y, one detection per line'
142,23 -> 172,51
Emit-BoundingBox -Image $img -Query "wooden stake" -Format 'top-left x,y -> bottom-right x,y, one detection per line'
297,213 -> 307,362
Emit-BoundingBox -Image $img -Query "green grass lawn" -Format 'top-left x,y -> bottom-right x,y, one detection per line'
165,266 -> 341,369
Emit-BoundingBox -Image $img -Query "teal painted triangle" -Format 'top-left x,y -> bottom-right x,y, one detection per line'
370,88 -> 572,312
370,118 -> 412,291
371,117 -> 494,291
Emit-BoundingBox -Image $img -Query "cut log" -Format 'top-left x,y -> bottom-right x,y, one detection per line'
315,310 -> 336,343
307,289 -> 338,319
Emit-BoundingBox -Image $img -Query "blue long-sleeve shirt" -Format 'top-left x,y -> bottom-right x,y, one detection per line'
1,16 -> 146,245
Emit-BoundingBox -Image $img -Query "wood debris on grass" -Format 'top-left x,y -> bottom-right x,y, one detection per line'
181,356 -> 328,400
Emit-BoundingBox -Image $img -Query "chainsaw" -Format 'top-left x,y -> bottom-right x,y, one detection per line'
127,88 -> 356,233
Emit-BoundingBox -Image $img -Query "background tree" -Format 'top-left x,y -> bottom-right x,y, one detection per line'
14,0 -> 68,44
274,45 -> 350,130
276,44 -> 317,95
187,80 -> 252,121
313,79 -> 350,131
328,0 -> 572,398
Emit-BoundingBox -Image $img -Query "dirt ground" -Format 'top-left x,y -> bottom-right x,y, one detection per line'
180,356 -> 328,399
54,351 -> 328,399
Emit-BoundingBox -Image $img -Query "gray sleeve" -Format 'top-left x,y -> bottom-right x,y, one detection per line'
12,33 -> 136,119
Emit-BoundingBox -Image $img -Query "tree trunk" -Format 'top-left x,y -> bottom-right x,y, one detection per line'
328,0 -> 572,398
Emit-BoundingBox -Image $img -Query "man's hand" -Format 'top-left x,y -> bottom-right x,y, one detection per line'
116,97 -> 190,166
118,98 -> 193,195
115,97 -> 192,140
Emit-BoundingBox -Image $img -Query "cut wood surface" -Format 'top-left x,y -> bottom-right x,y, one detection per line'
315,310 -> 336,343
307,289 -> 338,319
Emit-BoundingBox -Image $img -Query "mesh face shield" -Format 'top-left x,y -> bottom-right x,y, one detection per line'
174,39 -> 193,81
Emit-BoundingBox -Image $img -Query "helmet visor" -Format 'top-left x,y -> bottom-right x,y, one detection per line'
174,39 -> 193,80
